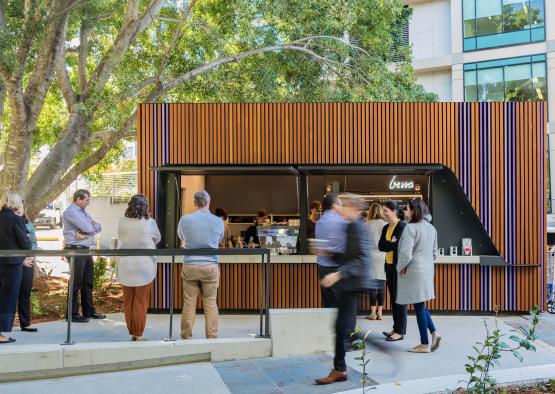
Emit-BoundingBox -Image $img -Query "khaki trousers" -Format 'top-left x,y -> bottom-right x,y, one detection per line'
181,264 -> 219,339
122,282 -> 152,337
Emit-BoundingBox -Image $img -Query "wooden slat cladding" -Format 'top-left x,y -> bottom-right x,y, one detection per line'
138,103 -> 546,312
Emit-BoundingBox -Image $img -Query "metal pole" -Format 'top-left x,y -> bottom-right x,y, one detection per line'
265,251 -> 271,338
257,253 -> 265,338
62,256 -> 75,345
164,255 -> 176,341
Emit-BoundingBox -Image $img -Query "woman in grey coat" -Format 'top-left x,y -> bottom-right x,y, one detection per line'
397,199 -> 441,353
365,203 -> 386,320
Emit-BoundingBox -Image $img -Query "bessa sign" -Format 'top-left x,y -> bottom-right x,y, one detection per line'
389,176 -> 418,191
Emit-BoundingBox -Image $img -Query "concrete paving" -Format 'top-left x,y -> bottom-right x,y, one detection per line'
1,314 -> 555,393
2,313 -> 262,347
502,312 -> 555,348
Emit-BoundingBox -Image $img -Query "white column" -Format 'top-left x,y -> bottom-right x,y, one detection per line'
451,63 -> 464,101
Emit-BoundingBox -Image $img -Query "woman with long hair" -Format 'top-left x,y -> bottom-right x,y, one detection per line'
378,200 -> 407,342
365,203 -> 387,320
117,195 -> 161,341
397,198 -> 441,353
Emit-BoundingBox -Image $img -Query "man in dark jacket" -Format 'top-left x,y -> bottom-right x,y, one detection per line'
316,193 -> 370,385
0,191 -> 33,343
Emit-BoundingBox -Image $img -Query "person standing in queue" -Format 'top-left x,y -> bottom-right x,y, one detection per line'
63,189 -> 105,323
178,190 -> 224,339
214,208 -> 231,248
307,200 -> 322,239
0,192 -> 33,343
397,199 -> 441,353
365,203 -> 387,321
316,194 -> 370,385
378,200 -> 407,342
314,193 -> 347,308
244,210 -> 267,247
15,203 -> 39,332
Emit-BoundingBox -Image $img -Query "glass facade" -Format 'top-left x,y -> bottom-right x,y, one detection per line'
464,54 -> 547,102
463,0 -> 545,51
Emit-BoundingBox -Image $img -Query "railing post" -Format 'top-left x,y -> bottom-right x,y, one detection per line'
257,253 -> 265,338
265,251 -> 271,338
164,255 -> 176,342
62,256 -> 75,345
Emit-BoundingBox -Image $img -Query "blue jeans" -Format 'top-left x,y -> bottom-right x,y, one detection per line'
414,302 -> 436,345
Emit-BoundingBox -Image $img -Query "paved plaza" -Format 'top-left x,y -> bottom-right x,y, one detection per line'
1,313 -> 555,393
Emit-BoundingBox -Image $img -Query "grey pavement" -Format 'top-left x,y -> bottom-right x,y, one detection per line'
3,313 -> 261,347
502,312 -> 555,348
2,313 -> 555,393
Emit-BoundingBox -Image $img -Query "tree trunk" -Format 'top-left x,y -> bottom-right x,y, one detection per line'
0,82 -> 32,194
24,109 -> 91,201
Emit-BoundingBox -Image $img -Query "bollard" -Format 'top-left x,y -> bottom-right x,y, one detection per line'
62,256 -> 75,345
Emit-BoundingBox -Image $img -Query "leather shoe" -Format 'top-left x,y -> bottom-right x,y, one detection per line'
315,369 -> 348,385
87,313 -> 106,319
21,327 -> 38,332
71,315 -> 90,323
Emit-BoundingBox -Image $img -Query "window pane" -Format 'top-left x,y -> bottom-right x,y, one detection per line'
464,20 -> 476,38
530,0 -> 545,27
463,0 -> 476,19
477,68 -> 504,101
464,71 -> 478,101
476,0 -> 502,17
505,64 -> 532,101
532,62 -> 547,101
475,0 -> 502,36
503,0 -> 530,33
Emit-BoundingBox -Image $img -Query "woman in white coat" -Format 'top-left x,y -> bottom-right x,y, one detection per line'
397,198 -> 441,353
365,203 -> 387,320
117,195 -> 161,341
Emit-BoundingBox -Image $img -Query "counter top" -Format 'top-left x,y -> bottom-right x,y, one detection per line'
156,254 -> 481,264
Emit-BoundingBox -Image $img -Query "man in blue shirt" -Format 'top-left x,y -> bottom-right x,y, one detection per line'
314,193 -> 348,308
178,190 -> 224,339
63,189 -> 105,323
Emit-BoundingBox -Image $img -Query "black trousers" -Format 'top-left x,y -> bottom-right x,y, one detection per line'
333,290 -> 358,372
318,265 -> 338,308
0,264 -> 23,332
369,280 -> 385,307
17,265 -> 34,328
385,263 -> 407,335
70,255 -> 96,317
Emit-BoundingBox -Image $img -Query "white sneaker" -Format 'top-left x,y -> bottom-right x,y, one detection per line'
431,332 -> 441,351
408,344 -> 431,353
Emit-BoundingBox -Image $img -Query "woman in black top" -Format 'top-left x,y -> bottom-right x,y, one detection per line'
378,200 -> 407,342
0,192 -> 33,343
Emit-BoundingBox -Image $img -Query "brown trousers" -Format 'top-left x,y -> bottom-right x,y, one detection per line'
122,282 -> 152,337
181,264 -> 219,339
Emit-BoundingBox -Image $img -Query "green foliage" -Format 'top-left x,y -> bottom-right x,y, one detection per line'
461,306 -> 540,394
31,292 -> 43,317
93,257 -> 110,301
0,0 -> 436,190
351,326 -> 373,392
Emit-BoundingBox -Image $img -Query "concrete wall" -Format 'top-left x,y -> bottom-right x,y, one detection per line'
415,70 -> 452,101
77,196 -> 127,248
409,0 -> 451,61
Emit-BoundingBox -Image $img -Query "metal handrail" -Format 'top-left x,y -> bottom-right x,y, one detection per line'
0,248 -> 271,345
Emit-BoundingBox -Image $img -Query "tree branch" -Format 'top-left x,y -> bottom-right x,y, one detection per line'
158,0 -> 196,78
78,20 -> 89,94
23,1 -> 75,126
55,18 -> 77,108
15,0 -> 42,74
87,0 -> 166,99
161,44 -> 349,92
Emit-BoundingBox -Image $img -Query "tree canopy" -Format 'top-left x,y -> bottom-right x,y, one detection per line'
0,0 -> 436,218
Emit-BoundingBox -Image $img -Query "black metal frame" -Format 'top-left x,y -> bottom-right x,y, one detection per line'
0,248 -> 271,345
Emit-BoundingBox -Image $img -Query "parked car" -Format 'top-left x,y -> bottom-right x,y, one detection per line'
33,202 -> 63,229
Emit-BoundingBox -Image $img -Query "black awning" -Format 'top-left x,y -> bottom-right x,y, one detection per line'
150,164 -> 299,176
296,164 -> 444,175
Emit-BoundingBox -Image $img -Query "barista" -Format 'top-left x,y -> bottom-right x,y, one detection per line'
244,210 -> 268,247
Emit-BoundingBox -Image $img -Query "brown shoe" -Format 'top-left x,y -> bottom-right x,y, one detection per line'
315,369 -> 347,385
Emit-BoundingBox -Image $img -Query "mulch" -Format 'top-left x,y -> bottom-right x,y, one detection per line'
15,275 -> 124,325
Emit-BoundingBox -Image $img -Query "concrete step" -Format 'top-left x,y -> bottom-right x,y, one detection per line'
0,338 -> 271,383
